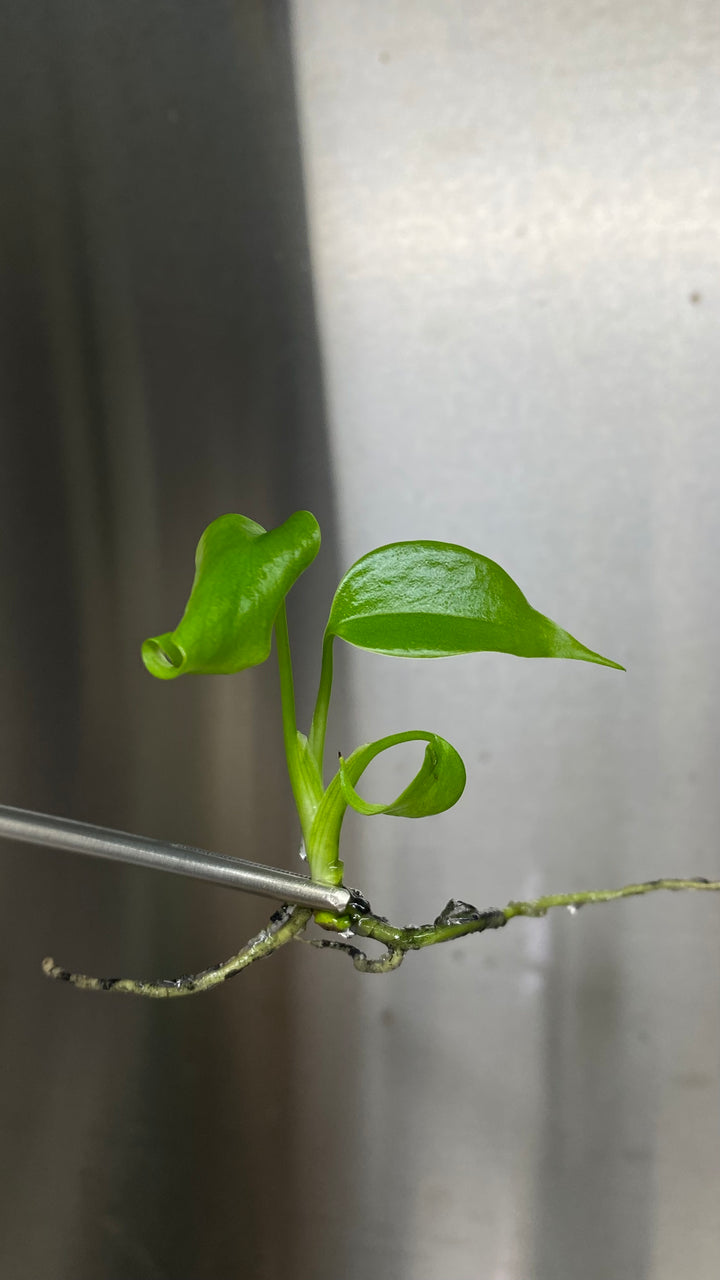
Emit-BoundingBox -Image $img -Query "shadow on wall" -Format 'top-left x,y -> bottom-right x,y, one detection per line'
0,4 -> 352,1278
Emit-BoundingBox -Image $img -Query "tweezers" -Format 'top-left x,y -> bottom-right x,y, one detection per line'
0,802 -> 351,914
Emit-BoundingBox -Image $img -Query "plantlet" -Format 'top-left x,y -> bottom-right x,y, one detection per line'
44,511 -> 720,996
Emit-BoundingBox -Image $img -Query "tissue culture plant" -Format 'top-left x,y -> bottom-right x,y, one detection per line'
43,511 -> 720,997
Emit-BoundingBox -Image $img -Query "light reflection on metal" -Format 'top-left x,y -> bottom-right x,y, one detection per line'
0,803 -> 351,914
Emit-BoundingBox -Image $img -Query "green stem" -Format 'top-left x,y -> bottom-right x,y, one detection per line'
348,907 -> 507,950
338,876 -> 720,963
274,602 -> 321,837
308,634 -> 334,777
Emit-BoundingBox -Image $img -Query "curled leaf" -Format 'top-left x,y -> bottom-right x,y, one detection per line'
338,730 -> 467,818
306,729 -> 466,888
142,510 -> 321,679
326,540 -> 623,668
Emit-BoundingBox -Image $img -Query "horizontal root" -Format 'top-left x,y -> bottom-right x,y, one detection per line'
300,935 -> 405,973
42,905 -> 312,998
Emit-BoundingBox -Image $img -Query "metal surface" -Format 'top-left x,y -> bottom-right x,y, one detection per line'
291,2 -> 720,1278
0,803 -> 351,912
1,2 -> 719,1280
0,4 -> 344,1279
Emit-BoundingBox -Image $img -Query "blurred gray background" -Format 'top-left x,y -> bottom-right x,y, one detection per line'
1,1 -> 719,1277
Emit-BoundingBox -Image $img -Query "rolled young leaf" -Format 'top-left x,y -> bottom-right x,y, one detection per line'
325,540 -> 623,668
306,729 -> 466,886
338,730 -> 467,818
142,510 -> 321,678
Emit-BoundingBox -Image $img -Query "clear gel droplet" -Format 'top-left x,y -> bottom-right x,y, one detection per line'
434,898 -> 482,927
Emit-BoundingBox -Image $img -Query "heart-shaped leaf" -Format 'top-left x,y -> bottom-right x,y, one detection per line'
338,730 -> 467,818
142,510 -> 321,679
325,540 -> 623,668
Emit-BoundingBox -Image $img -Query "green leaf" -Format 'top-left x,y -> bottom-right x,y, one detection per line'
338,730 -> 467,818
306,729 -> 466,888
325,540 -> 623,669
142,510 -> 321,679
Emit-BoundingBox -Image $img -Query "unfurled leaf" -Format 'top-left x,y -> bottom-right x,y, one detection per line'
142,510 -> 320,679
325,540 -> 623,668
339,730 -> 467,818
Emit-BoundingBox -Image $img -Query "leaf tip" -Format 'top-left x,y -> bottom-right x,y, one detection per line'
537,613 -> 625,671
141,633 -> 187,680
597,654 -> 626,672
565,637 -> 625,672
